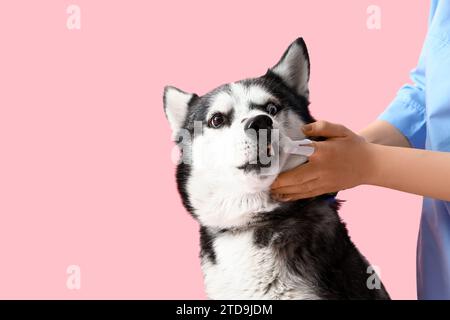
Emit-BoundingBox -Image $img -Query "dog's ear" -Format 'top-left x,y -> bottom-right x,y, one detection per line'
163,86 -> 197,139
268,38 -> 310,98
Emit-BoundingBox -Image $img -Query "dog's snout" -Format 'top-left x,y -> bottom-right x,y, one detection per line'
244,114 -> 273,166
244,115 -> 273,133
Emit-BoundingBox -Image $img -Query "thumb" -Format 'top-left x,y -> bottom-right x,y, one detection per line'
302,120 -> 349,138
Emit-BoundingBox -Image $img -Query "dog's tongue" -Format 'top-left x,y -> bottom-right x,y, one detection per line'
281,136 -> 315,157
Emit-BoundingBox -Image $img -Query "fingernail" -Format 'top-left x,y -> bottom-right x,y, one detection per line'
302,124 -> 312,133
275,194 -> 288,201
271,191 -> 282,197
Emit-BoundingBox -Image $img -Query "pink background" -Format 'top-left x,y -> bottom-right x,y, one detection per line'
0,1 -> 428,299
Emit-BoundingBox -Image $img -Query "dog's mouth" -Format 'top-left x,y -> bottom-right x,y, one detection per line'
237,144 -> 273,173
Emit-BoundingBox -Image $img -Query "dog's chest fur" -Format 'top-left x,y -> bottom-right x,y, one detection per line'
201,230 -> 318,300
196,198 -> 390,300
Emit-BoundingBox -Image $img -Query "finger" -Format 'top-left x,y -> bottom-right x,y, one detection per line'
271,163 -> 318,189
277,188 -> 324,201
279,184 -> 340,200
271,178 -> 320,196
302,120 -> 349,138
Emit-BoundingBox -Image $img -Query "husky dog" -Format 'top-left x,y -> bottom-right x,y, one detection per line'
163,38 -> 390,299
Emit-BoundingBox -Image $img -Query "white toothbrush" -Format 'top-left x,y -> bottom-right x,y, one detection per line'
281,137 -> 315,157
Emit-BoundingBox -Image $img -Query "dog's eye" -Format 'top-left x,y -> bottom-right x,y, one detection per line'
208,113 -> 226,128
266,103 -> 279,116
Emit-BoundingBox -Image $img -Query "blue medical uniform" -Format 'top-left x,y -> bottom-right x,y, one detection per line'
378,0 -> 450,299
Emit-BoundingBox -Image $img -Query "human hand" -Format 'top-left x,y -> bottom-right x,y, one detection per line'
271,120 -> 374,201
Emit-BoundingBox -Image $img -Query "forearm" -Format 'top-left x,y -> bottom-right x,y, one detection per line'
365,144 -> 450,201
271,120 -> 445,202
359,120 -> 411,147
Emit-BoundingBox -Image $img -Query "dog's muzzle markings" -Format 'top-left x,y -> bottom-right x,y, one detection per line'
163,37 -> 390,300
239,114 -> 274,172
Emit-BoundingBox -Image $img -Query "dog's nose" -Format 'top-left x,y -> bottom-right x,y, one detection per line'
244,115 -> 273,133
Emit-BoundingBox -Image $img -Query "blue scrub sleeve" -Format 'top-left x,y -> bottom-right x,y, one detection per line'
378,52 -> 427,149
378,84 -> 427,149
376,3 -> 439,150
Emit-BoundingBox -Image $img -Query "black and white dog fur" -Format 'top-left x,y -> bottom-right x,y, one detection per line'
163,38 -> 390,299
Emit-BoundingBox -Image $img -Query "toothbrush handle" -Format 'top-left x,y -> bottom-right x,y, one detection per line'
291,145 -> 315,157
